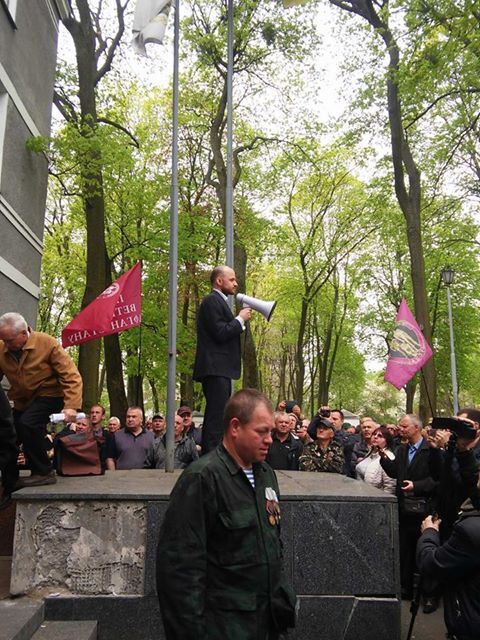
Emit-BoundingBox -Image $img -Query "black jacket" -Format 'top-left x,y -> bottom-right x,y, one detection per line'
417,509 -> 480,639
380,438 -> 438,514
193,291 -> 243,381
266,432 -> 303,470
429,446 -> 480,538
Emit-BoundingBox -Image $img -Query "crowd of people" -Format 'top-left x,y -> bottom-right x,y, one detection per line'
1,302 -> 480,639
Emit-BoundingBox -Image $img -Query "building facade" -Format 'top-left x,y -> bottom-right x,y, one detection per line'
0,0 -> 70,324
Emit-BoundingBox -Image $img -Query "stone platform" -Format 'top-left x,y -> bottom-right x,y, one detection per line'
11,471 -> 400,640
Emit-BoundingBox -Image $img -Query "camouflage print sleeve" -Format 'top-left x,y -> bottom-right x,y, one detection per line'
298,446 -> 318,472
328,444 -> 344,474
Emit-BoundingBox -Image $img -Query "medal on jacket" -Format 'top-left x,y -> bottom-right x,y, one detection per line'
265,487 -> 280,526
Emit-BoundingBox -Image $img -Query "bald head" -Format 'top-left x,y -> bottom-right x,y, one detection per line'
210,265 -> 238,296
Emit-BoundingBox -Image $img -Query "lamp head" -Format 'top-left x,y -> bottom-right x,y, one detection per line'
441,267 -> 455,286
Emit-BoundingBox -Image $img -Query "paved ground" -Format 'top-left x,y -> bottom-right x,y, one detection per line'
0,557 -> 11,600
401,599 -> 446,640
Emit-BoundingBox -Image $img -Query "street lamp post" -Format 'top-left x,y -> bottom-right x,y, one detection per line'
441,267 -> 459,415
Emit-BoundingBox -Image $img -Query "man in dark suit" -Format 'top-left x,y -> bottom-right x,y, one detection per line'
380,413 -> 438,609
193,266 -> 252,454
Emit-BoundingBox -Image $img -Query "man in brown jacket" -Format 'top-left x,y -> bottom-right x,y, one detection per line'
0,312 -> 82,489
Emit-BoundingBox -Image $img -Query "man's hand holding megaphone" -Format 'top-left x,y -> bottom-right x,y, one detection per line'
238,306 -> 253,322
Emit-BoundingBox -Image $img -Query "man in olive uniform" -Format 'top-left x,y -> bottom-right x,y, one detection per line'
156,388 -> 296,640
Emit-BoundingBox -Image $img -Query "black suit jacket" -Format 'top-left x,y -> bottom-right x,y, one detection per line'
193,291 -> 243,381
381,438 -> 438,500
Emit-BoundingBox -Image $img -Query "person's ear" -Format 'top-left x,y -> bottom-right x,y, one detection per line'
229,417 -> 241,438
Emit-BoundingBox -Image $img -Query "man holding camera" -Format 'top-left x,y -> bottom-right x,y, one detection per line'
0,312 -> 82,489
417,425 -> 480,640
193,266 -> 252,454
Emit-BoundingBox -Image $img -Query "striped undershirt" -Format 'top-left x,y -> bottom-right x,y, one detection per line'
243,467 -> 255,489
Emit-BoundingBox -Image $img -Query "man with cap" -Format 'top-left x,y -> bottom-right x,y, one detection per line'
178,405 -> 202,448
151,414 -> 166,439
298,417 -> 344,473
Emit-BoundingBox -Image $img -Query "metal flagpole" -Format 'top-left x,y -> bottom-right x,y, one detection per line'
165,0 -> 180,472
226,0 -> 234,271
226,0 -> 235,397
136,323 -> 142,406
446,286 -> 459,414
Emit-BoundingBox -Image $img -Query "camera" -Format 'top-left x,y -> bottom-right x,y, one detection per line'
431,417 -> 477,441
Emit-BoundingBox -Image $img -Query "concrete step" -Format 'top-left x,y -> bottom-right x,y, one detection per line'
0,598 -> 44,640
31,621 -> 97,640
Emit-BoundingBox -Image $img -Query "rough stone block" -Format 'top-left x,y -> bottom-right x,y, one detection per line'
11,501 -> 147,596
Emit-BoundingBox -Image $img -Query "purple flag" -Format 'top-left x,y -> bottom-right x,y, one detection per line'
384,299 -> 433,389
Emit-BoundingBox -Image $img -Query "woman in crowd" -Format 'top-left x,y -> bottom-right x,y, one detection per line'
355,426 -> 396,494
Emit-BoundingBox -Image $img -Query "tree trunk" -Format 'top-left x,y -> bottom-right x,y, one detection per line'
127,373 -> 144,411
62,0 -> 129,414
235,241 -> 259,388
329,0 -> 436,422
294,297 -> 308,406
208,79 -> 259,390
104,333 -> 128,419
97,360 -> 106,399
405,380 -> 416,414
104,259 -> 128,417
148,377 -> 160,413
383,38 -> 436,423
180,280 -> 194,405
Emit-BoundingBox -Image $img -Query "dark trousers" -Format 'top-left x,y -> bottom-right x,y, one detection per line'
0,388 -> 19,494
201,376 -> 231,454
399,514 -> 423,596
13,396 -> 63,476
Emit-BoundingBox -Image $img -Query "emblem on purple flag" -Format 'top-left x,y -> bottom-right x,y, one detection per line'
384,299 -> 433,389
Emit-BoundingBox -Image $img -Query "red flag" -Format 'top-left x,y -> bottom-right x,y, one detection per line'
62,263 -> 142,348
384,299 -> 433,390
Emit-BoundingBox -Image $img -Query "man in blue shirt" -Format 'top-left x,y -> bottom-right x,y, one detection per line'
380,414 -> 438,606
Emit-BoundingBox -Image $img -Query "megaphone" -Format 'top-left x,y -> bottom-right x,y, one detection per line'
236,293 -> 277,322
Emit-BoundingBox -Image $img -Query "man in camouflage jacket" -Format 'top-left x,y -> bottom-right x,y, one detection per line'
156,389 -> 296,640
299,417 -> 344,474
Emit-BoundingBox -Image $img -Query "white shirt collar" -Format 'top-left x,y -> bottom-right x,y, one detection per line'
212,288 -> 228,302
